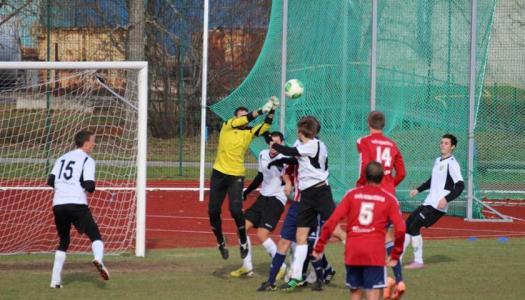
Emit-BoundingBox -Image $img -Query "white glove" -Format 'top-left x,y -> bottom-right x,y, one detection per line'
270,96 -> 280,109
261,99 -> 274,113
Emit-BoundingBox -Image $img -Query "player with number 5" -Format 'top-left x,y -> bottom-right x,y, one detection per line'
355,111 -> 406,299
313,162 -> 406,300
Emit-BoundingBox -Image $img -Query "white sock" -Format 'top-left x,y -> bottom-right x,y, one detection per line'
242,236 -> 253,270
262,238 -> 277,257
92,240 -> 104,263
51,250 -> 66,284
291,244 -> 308,280
289,242 -> 297,266
401,234 -> 412,262
412,235 -> 424,263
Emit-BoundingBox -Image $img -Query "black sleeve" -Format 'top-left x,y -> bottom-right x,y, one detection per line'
264,109 -> 275,124
81,180 -> 96,193
416,177 -> 432,192
445,181 -> 465,202
243,172 -> 263,200
268,157 -> 298,169
246,110 -> 263,122
272,143 -> 300,156
47,174 -> 55,188
262,131 -> 272,144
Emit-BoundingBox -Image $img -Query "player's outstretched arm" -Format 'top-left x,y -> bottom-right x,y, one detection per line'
271,143 -> 300,157
415,177 -> 432,194
243,172 -> 263,200
267,157 -> 298,169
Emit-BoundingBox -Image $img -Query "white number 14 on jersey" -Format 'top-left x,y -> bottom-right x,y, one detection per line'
376,146 -> 392,167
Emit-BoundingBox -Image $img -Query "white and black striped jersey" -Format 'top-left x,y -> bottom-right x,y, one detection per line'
258,149 -> 287,205
296,138 -> 329,191
51,149 -> 95,206
419,155 -> 464,213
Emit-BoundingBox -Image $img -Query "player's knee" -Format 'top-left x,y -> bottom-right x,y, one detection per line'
85,225 -> 102,242
58,237 -> 70,252
277,239 -> 291,252
406,222 -> 421,236
256,229 -> 270,242
208,207 -> 221,219
229,206 -> 243,220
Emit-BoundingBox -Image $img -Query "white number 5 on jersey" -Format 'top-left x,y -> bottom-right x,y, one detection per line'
358,202 -> 375,226
376,146 -> 392,167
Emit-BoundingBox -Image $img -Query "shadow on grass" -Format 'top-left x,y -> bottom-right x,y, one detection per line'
424,254 -> 455,265
64,272 -> 108,289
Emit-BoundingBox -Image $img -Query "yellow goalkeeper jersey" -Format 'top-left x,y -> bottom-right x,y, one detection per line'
213,115 -> 271,177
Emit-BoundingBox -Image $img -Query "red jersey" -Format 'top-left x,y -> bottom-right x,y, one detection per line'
356,133 -> 406,194
314,185 -> 406,266
284,164 -> 300,202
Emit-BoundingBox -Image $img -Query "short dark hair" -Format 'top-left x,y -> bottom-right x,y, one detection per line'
75,130 -> 94,148
301,115 -> 321,135
270,131 -> 284,142
442,134 -> 458,147
365,161 -> 384,184
234,106 -> 249,116
297,116 -> 318,139
368,111 -> 385,130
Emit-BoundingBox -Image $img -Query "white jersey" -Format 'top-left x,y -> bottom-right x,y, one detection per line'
258,149 -> 287,205
295,138 -> 329,191
423,155 -> 464,213
51,149 -> 96,206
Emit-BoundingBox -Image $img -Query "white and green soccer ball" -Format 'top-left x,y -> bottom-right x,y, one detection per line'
284,79 -> 304,99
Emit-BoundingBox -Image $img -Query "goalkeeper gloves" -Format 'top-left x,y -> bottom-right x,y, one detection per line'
261,99 -> 274,113
270,96 -> 280,109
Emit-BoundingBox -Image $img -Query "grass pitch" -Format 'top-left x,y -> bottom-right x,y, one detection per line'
1,238 -> 524,299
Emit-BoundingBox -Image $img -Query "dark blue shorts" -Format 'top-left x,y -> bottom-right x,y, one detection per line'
280,202 -> 322,242
345,265 -> 387,290
280,201 -> 299,241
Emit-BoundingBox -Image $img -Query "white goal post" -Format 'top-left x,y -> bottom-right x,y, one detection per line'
0,61 -> 148,257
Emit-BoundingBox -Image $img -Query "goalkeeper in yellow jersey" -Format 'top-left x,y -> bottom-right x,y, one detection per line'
209,96 -> 279,260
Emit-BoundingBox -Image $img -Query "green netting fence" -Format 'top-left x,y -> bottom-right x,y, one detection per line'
211,0 -> 525,219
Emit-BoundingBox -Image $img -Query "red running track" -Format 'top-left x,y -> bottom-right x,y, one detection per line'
146,189 -> 525,249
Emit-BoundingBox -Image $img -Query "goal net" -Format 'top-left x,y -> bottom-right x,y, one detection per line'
0,62 -> 147,256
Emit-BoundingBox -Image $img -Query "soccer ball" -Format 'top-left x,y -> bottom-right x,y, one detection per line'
284,79 -> 304,99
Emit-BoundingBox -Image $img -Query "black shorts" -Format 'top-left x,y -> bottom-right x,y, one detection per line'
296,183 -> 335,228
53,204 -> 101,241
406,205 -> 445,235
245,195 -> 285,232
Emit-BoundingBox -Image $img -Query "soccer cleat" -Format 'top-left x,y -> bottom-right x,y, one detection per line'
256,281 -> 277,291
50,282 -> 63,289
218,242 -> 229,260
324,268 -> 336,284
311,279 -> 324,291
92,260 -> 110,280
229,266 -> 254,278
392,281 -> 406,299
240,242 -> 249,259
383,276 -> 396,300
276,266 -> 287,281
404,261 -> 424,269
278,278 -> 303,292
